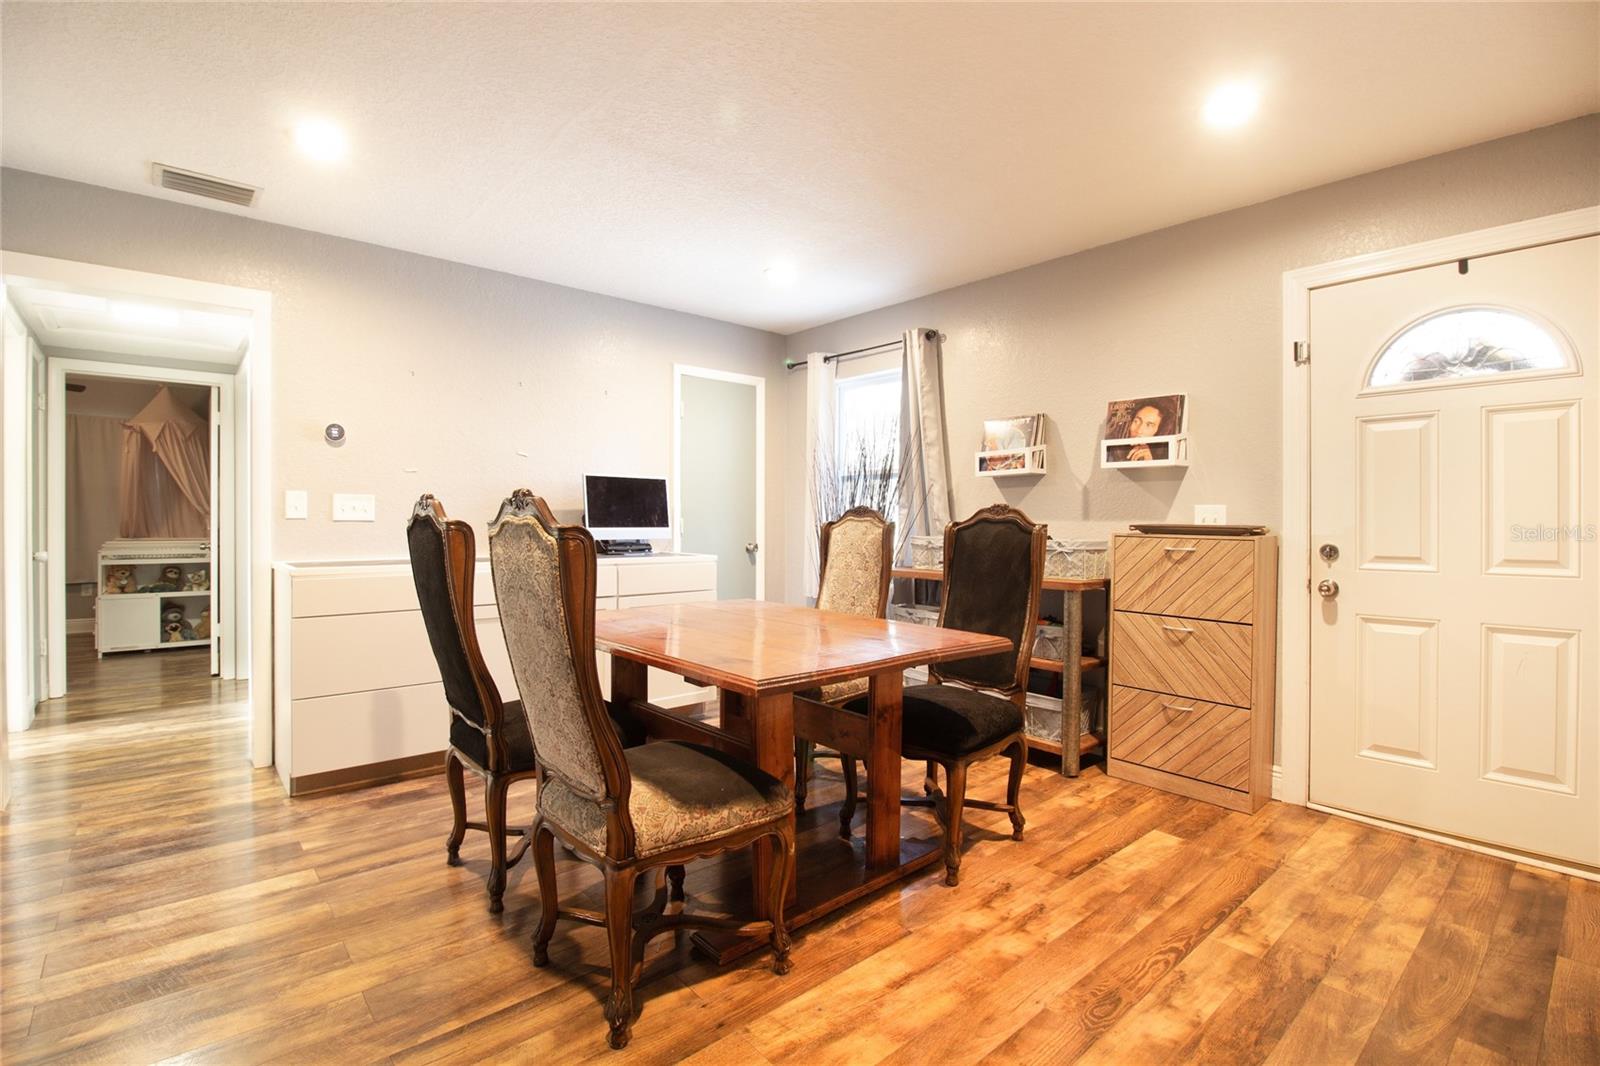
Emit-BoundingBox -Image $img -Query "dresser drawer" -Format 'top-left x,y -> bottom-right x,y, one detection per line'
1112,536 -> 1255,623
1111,611 -> 1252,707
1109,685 -> 1251,792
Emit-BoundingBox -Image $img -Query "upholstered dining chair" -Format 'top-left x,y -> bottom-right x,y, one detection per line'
840,504 -> 1044,887
407,494 -> 539,915
487,489 -> 796,1050
793,506 -> 894,820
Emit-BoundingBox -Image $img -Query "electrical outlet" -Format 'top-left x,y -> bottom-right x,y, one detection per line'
284,489 -> 308,520
1195,504 -> 1227,525
332,493 -> 376,522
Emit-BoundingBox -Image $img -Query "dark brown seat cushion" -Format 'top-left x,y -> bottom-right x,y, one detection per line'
844,683 -> 1022,756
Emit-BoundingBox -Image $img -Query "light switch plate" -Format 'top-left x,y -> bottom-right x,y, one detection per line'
1195,504 -> 1227,525
284,489 -> 308,520
332,493 -> 376,522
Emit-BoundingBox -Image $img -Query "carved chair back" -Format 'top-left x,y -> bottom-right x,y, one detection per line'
406,495 -> 513,772
930,504 -> 1046,700
487,490 -> 638,860
816,506 -> 894,619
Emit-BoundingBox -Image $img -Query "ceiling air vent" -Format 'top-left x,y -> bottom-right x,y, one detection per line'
151,163 -> 259,207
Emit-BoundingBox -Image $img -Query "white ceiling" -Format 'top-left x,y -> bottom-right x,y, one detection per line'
8,285 -> 250,365
2,3 -> 1595,334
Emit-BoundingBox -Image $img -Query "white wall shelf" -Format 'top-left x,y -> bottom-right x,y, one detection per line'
975,444 -> 1046,478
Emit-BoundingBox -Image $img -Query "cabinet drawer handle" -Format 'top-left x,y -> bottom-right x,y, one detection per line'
1160,623 -> 1195,635
1163,545 -> 1197,555
1160,700 -> 1197,713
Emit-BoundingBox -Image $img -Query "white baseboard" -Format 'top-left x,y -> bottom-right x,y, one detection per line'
1271,764 -> 1285,801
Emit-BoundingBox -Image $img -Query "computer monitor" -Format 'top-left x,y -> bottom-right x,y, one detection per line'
582,475 -> 671,543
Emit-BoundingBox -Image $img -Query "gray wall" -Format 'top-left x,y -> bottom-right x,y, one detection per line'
781,115 -> 1600,602
1,169 -> 790,592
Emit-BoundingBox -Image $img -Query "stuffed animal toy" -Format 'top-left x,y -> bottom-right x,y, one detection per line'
103,567 -> 134,595
194,610 -> 211,640
184,570 -> 210,591
164,620 -> 187,643
161,565 -> 184,587
161,604 -> 187,629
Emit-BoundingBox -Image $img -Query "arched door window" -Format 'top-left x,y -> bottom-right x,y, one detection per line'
1367,306 -> 1571,389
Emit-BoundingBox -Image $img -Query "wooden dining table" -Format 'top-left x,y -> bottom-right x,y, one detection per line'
593,598 -> 1011,962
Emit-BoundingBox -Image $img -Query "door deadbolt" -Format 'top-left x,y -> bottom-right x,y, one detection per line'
1319,543 -> 1340,563
745,542 -> 759,553
1317,579 -> 1340,599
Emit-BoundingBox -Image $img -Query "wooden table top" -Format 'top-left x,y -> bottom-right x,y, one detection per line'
594,599 -> 1011,697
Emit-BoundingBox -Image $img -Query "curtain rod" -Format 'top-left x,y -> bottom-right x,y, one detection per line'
783,329 -> 937,371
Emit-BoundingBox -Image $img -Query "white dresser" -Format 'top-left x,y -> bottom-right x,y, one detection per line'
272,552 -> 717,795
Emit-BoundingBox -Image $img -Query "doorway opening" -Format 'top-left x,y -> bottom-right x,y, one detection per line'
673,365 -> 766,600
2,252 -> 273,772
62,371 -> 221,692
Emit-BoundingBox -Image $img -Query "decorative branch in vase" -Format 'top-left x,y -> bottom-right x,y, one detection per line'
809,421 -> 928,568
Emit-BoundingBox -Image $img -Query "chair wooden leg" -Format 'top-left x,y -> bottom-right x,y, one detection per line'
666,863 -> 686,904
1006,738 -> 1028,841
766,822 -> 795,975
794,739 -> 813,812
839,756 -> 859,839
444,750 -> 467,867
941,760 -> 968,887
531,823 -> 559,966
603,866 -> 641,1050
484,773 -> 511,914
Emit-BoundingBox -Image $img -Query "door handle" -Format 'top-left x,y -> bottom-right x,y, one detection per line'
1159,623 -> 1195,635
1317,579 -> 1339,599
745,542 -> 759,553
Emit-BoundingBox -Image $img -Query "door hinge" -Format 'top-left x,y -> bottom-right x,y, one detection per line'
1292,341 -> 1310,367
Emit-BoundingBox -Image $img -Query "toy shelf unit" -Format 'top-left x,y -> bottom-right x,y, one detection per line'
975,444 -> 1047,478
96,539 -> 214,656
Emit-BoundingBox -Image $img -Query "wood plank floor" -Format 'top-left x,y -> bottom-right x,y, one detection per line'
2,635 -> 1597,1064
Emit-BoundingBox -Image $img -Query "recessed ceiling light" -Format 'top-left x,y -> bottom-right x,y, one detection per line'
1202,82 -> 1260,129
293,118 -> 349,163
764,262 -> 798,287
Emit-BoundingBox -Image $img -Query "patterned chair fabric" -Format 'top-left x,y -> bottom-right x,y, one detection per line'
806,508 -> 892,704
540,741 -> 791,858
488,502 -> 611,800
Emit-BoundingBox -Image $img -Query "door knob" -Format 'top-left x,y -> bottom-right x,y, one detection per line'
1317,579 -> 1339,599
745,542 -> 759,553
1319,543 -> 1340,562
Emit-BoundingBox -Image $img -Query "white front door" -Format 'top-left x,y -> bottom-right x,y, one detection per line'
1309,235 -> 1599,866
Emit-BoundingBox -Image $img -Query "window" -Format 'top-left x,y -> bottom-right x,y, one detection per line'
836,369 -> 900,461
1367,306 -> 1571,389
824,369 -> 901,518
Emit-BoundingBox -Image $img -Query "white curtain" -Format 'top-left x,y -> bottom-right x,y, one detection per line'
802,350 -> 837,601
66,414 -> 125,584
897,328 -> 952,560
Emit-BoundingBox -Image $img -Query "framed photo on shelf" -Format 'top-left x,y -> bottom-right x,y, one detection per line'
1101,393 -> 1189,469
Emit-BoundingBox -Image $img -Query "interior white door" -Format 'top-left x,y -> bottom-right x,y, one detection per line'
677,370 -> 762,599
208,385 -> 220,676
28,336 -> 47,702
1309,235 -> 1599,866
